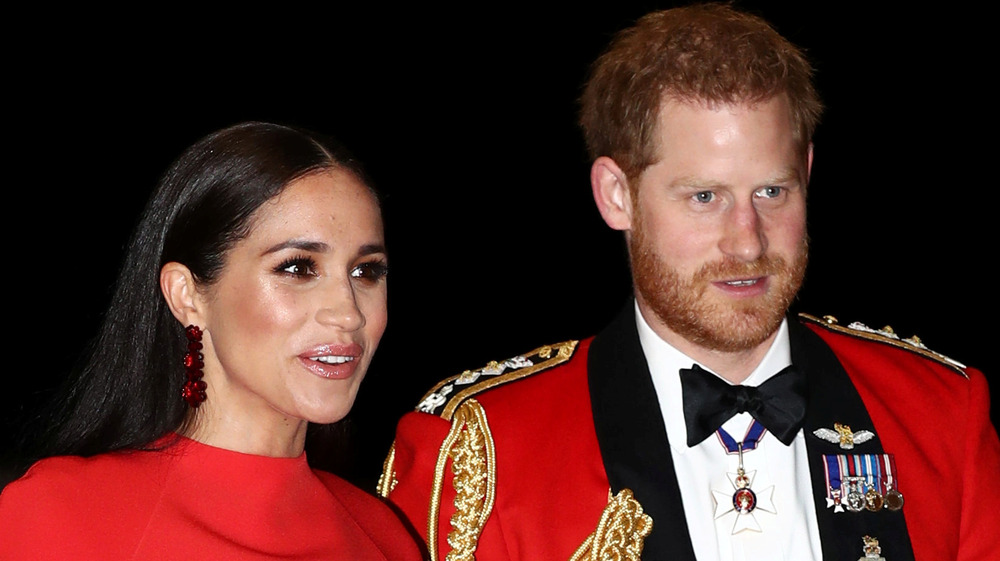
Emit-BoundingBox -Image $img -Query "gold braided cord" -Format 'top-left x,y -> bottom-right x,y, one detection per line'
427,399 -> 496,561
568,489 -> 652,561
428,415 -> 465,561
446,400 -> 496,561
376,443 -> 397,498
568,535 -> 595,561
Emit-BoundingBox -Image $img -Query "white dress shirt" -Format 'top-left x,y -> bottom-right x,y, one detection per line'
635,304 -> 823,561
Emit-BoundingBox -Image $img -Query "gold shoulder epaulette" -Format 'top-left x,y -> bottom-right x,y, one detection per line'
798,313 -> 966,376
415,340 -> 578,421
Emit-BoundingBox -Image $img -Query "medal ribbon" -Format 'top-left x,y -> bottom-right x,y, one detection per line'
864,454 -> 881,493
825,454 -> 895,513
715,419 -> 768,454
842,454 -> 854,485
851,454 -> 876,494
882,453 -> 898,490
823,454 -> 842,500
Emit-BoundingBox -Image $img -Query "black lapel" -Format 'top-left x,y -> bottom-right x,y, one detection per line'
790,319 -> 915,561
588,303 -> 697,561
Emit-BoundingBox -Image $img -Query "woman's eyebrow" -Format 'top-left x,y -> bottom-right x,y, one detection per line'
262,239 -> 330,255
357,243 -> 387,257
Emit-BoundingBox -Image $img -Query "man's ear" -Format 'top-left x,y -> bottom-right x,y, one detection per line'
591,156 -> 633,231
160,262 -> 206,327
806,142 -> 814,182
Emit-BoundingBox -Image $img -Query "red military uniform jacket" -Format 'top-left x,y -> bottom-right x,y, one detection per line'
381,307 -> 1000,561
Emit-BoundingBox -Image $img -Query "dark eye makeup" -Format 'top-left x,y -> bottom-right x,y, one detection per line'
275,255 -> 318,278
351,260 -> 389,282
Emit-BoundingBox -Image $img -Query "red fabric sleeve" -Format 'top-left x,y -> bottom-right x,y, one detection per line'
387,411 -> 488,560
956,368 -> 1000,561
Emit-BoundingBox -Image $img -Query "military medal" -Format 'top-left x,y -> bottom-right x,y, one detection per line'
858,535 -> 887,561
841,455 -> 866,512
863,455 -> 883,512
880,453 -> 904,511
823,454 -> 846,512
711,420 -> 776,533
824,454 -> 902,515
732,468 -> 757,514
845,477 -> 866,512
865,487 -> 884,511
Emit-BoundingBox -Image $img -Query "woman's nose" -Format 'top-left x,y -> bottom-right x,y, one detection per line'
315,281 -> 366,331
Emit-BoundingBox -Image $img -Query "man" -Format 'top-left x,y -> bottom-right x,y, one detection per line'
379,5 -> 1000,561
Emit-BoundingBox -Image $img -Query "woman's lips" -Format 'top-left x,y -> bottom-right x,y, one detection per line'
298,343 -> 362,379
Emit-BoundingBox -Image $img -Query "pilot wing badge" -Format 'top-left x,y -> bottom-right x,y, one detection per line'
813,423 -> 875,450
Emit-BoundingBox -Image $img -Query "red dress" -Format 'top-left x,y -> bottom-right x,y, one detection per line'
0,434 -> 421,561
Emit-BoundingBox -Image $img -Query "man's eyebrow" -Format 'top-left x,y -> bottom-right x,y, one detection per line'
669,176 -> 724,190
262,239 -> 330,255
762,167 -> 804,185
669,168 -> 804,190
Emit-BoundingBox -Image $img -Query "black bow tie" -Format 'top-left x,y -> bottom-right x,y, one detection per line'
679,364 -> 806,447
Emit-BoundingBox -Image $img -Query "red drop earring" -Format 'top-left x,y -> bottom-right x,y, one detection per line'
181,325 -> 207,407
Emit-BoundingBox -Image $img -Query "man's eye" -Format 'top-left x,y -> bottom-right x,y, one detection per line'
756,186 -> 782,199
351,261 -> 389,282
276,257 -> 317,277
694,191 -> 714,203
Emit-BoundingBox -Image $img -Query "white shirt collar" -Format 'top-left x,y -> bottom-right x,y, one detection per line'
634,301 -> 793,454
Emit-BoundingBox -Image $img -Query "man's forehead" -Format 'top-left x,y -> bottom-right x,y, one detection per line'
649,93 -> 807,156
657,92 -> 792,118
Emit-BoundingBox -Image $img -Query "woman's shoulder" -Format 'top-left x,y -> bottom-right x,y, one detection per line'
312,469 -> 423,560
4,449 -> 170,494
3,452 -> 140,502
0,450 -> 171,558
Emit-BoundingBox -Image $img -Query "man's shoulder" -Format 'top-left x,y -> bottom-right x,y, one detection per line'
411,339 -> 590,420
797,312 -> 968,377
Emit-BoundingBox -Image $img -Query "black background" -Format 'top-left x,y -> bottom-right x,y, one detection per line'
4,3 -> 995,488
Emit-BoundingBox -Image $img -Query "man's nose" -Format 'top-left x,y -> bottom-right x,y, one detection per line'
718,200 -> 766,262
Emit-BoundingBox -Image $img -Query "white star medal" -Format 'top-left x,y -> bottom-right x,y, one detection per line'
711,421 -> 776,534
712,466 -> 777,533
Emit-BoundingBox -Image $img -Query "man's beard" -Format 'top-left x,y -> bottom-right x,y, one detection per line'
629,221 -> 808,353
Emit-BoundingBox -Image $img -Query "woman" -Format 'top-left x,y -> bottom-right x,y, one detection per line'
0,122 -> 422,560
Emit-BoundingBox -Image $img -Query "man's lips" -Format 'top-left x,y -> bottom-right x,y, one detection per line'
720,278 -> 762,287
711,276 -> 769,295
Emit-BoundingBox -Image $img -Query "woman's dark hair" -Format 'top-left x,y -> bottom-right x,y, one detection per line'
35,121 -> 370,459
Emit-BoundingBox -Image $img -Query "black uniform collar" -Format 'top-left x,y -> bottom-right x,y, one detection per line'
588,302 -> 696,561
588,302 -> 915,561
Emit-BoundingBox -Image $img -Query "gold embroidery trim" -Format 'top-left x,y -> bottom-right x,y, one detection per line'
569,489 -> 652,561
439,340 -> 578,420
377,442 -> 397,498
427,399 -> 496,561
798,313 -> 967,377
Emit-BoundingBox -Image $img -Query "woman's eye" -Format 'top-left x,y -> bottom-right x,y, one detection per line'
276,257 -> 317,277
693,191 -> 714,203
351,261 -> 389,282
755,186 -> 782,199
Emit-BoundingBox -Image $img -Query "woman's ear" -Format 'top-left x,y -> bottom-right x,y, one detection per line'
160,262 -> 206,327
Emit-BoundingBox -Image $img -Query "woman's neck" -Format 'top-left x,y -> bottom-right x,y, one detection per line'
179,404 -> 309,457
